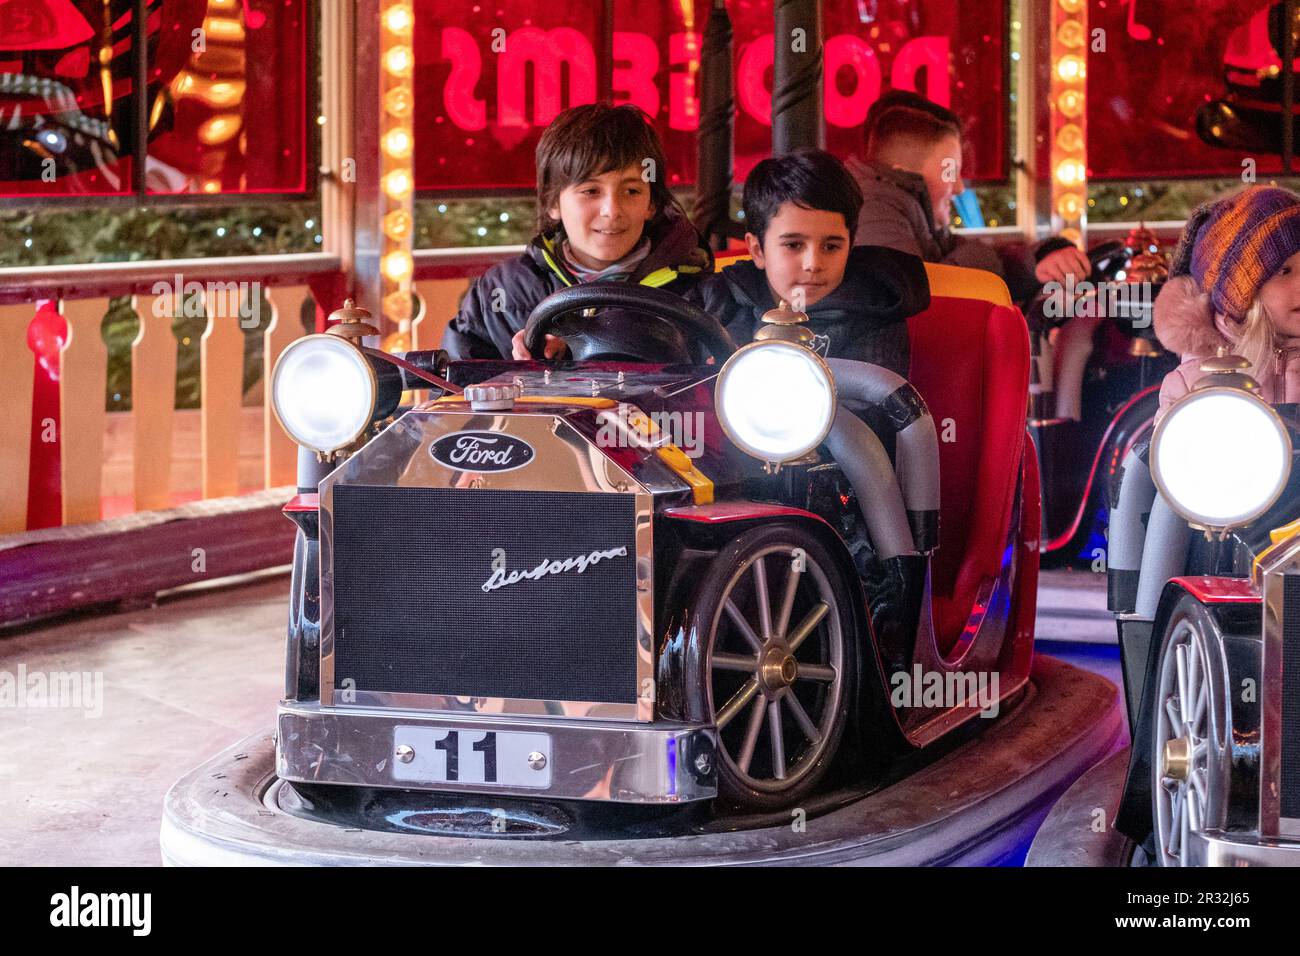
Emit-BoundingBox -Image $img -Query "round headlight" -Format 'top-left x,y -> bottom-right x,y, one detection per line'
1151,386 -> 1293,529
271,334 -> 377,454
715,341 -> 836,463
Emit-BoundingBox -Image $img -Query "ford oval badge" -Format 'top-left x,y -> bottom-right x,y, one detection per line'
430,431 -> 536,473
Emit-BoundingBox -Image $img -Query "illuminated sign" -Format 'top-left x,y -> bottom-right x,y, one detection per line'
415,1 -> 1008,192
437,27 -> 949,132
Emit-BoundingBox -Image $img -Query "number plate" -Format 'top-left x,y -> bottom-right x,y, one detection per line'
391,727 -> 552,789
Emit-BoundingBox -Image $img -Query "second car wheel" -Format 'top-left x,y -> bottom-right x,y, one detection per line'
1151,593 -> 1232,866
685,522 -> 858,812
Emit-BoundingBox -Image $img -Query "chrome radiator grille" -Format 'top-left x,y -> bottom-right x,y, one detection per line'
327,486 -> 641,708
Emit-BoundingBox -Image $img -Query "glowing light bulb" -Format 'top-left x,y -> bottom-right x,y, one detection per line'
383,290 -> 413,323
383,209 -> 412,240
1057,21 -> 1084,48
382,127 -> 413,159
384,46 -> 413,77
1057,193 -> 1083,219
1056,123 -> 1084,152
1056,55 -> 1085,82
383,169 -> 413,199
384,87 -> 413,117
1057,89 -> 1084,118
383,4 -> 414,35
1055,159 -> 1086,187
382,251 -> 413,282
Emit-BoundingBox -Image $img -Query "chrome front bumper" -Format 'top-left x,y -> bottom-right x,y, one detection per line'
1188,829 -> 1300,866
276,701 -> 718,803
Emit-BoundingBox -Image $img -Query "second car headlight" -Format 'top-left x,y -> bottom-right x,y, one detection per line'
715,340 -> 836,464
271,334 -> 378,454
1151,385 -> 1293,529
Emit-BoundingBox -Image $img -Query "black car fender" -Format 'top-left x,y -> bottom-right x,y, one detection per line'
651,510 -> 906,753
284,528 -> 322,703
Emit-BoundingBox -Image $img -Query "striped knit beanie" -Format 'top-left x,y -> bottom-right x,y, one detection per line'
1170,186 -> 1300,324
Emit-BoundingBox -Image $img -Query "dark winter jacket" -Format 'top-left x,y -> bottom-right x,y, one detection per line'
844,156 -> 1073,304
441,210 -> 713,360
686,245 -> 930,375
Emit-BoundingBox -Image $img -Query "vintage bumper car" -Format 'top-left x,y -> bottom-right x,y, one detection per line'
1109,351 -> 1300,864
1030,229 -> 1176,560
266,280 -> 1040,814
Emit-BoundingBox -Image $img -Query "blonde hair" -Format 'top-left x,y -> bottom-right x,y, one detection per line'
1234,297 -> 1278,386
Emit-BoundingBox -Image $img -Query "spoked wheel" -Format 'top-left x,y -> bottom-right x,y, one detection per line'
688,523 -> 858,811
1151,595 -> 1230,866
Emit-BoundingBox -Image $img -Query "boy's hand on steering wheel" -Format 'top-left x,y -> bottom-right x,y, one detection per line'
1035,246 -> 1091,285
511,328 -> 568,360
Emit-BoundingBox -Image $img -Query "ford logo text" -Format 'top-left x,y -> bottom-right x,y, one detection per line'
430,431 -> 536,473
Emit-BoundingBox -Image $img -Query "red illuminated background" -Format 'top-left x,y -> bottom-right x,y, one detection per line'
1,0 -> 1295,199
416,0 -> 1005,191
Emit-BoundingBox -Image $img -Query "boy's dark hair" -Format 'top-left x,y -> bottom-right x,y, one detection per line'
864,90 -> 963,144
534,103 -> 683,234
742,148 -> 864,245
867,106 -> 962,162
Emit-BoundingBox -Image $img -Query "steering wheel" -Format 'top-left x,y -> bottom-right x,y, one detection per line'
523,284 -> 737,364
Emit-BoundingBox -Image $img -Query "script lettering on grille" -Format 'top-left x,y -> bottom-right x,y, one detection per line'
451,436 -> 510,466
481,547 -> 629,593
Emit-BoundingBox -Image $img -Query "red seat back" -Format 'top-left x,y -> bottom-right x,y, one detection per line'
906,296 -> 1029,649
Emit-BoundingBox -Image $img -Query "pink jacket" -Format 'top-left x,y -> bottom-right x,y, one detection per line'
1153,275 -> 1300,414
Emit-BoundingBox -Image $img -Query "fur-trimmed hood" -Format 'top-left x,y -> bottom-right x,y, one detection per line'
1153,274 -> 1229,358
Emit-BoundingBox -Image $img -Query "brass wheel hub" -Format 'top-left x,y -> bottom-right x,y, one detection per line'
759,645 -> 798,692
1163,736 -> 1191,782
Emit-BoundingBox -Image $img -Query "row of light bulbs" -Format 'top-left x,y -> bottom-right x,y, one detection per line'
380,3 -> 416,316
1050,0 -> 1087,242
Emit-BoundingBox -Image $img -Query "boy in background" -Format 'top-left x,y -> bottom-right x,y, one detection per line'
846,92 -> 1088,303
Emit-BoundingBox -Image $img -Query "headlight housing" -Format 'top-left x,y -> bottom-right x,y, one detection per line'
1151,385 -> 1293,530
271,334 -> 378,455
714,340 -> 836,464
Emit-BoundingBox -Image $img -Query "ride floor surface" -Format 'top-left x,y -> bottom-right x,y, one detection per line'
0,567 -> 1122,866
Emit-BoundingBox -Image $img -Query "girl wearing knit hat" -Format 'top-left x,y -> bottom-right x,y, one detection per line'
1153,185 -> 1300,415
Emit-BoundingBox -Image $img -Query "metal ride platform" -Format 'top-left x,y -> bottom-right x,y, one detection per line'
161,656 -> 1123,866
1025,747 -> 1139,866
